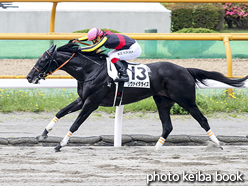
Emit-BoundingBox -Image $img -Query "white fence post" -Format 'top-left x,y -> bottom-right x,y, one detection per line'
114,105 -> 124,147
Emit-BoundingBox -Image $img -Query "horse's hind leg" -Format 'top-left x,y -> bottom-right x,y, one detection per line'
153,95 -> 175,150
182,104 -> 221,148
172,93 -> 222,148
39,97 -> 83,140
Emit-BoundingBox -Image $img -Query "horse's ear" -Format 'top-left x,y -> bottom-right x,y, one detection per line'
52,50 -> 57,59
48,44 -> 56,54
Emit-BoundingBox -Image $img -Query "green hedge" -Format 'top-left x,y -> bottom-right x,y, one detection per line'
175,27 -> 218,33
163,3 -> 224,32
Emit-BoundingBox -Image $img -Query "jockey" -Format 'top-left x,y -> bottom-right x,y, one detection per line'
73,28 -> 142,82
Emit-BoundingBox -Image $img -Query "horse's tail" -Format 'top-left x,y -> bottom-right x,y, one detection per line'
187,68 -> 248,87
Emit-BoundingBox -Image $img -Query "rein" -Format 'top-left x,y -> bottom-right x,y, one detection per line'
78,53 -> 101,66
73,40 -> 91,46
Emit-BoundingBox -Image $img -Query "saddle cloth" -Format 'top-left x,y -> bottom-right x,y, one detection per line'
106,58 -> 150,88
106,58 -> 150,106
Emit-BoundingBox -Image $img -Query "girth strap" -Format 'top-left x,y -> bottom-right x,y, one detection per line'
114,82 -> 124,107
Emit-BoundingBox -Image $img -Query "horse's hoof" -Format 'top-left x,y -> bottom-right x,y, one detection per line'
51,148 -> 61,153
153,147 -> 158,151
53,144 -> 62,153
37,135 -> 48,141
205,142 -> 223,152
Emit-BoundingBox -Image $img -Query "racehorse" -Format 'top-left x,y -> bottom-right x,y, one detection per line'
26,43 -> 248,152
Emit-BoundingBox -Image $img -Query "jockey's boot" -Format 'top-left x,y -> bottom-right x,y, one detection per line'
114,60 -> 129,82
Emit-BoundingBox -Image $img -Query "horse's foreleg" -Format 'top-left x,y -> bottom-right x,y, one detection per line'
39,116 -> 59,140
54,131 -> 72,152
39,97 -> 83,141
55,97 -> 84,118
54,98 -> 100,152
153,96 -> 175,151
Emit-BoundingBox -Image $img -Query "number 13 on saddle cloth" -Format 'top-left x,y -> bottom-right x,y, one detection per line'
106,58 -> 151,88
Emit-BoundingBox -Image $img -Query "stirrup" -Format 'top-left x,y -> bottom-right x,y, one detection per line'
114,75 -> 129,82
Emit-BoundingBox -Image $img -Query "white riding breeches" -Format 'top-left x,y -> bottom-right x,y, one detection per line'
108,42 -> 142,62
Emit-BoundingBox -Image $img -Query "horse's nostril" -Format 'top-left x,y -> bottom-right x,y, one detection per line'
26,76 -> 32,82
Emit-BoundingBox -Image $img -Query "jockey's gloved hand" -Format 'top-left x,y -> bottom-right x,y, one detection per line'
69,39 -> 78,43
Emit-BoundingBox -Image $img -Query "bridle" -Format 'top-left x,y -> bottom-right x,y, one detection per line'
33,41 -> 91,79
33,49 -> 75,79
47,51 -> 75,76
32,42 -> 103,82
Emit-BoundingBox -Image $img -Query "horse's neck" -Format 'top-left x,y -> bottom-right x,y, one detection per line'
56,52 -> 84,80
79,55 -> 106,79
57,52 -> 104,81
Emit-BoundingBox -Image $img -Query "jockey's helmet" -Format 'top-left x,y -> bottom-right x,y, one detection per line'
87,28 -> 103,41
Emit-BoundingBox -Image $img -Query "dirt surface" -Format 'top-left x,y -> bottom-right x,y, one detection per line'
1,58 -> 248,77
1,112 -> 248,138
0,145 -> 247,185
0,112 -> 248,185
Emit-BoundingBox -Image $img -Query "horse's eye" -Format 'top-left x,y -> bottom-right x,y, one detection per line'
40,58 -> 46,63
40,56 -> 48,63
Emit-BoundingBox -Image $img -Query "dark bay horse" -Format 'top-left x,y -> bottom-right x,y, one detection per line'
26,43 -> 248,152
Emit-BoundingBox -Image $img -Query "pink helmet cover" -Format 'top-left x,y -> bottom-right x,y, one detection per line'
87,28 -> 103,41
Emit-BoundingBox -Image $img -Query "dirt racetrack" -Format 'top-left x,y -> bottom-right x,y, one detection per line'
0,111 -> 248,186
0,145 -> 247,186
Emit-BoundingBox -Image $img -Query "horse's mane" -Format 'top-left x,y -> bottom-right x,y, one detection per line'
57,43 -> 108,58
57,43 -> 77,52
